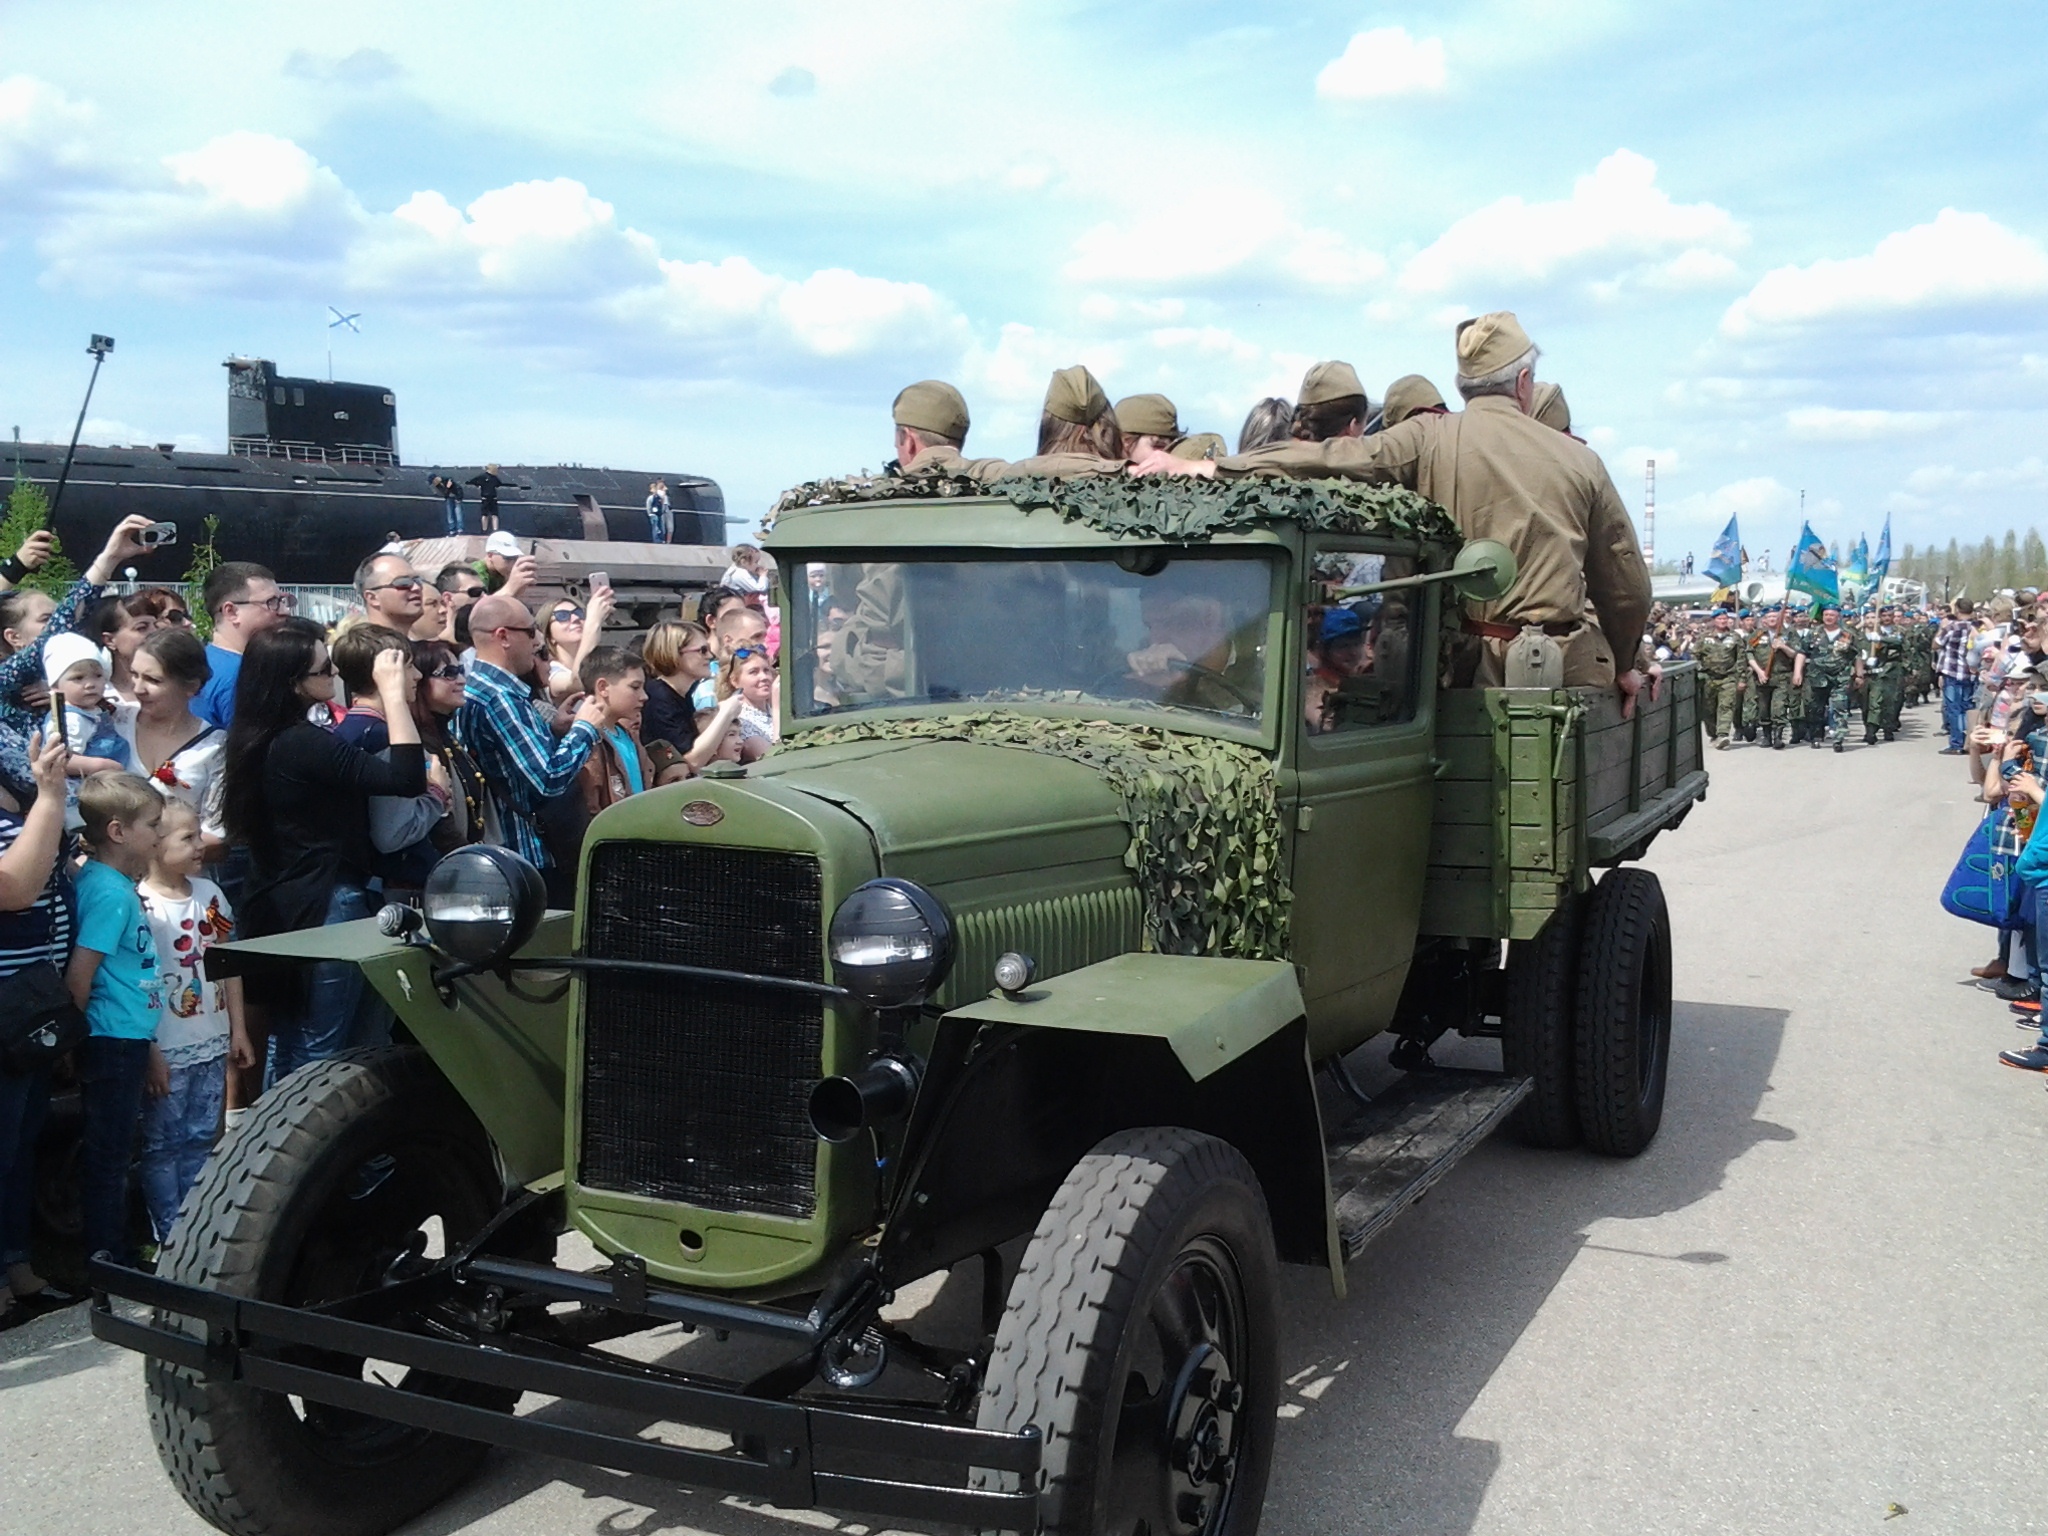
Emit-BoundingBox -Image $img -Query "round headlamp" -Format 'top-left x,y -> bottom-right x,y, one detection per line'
828,878 -> 955,1009
421,846 -> 546,968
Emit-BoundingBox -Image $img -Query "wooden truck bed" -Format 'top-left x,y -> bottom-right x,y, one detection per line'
1421,661 -> 1706,942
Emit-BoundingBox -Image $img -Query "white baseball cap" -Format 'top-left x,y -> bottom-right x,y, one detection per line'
483,531 -> 522,560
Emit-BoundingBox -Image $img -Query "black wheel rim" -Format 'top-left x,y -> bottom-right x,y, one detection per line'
277,1135 -> 496,1465
1102,1236 -> 1250,1536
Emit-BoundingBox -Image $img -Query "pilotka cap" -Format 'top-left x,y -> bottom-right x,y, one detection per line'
1045,365 -> 1111,426
1381,374 -> 1445,427
892,380 -> 970,440
1455,311 -> 1535,378
1532,381 -> 1571,432
1298,360 -> 1366,407
1114,393 -> 1181,438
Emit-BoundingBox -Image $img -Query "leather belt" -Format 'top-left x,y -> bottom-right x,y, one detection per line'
1461,618 -> 1581,642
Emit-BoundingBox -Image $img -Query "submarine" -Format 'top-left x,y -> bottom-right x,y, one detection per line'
7,357 -> 725,584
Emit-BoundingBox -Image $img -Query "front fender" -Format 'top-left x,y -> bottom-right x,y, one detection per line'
875,955 -> 1341,1290
207,915 -> 572,1189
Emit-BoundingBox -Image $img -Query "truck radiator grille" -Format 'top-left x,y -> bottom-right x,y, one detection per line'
578,842 -> 824,1219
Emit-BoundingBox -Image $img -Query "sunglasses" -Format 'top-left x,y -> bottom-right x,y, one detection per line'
304,663 -> 335,679
368,576 -> 425,593
425,665 -> 466,681
232,593 -> 296,614
551,607 -> 584,622
455,587 -> 485,600
730,645 -> 774,663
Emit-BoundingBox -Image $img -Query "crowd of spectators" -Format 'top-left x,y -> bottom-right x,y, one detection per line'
0,519 -> 785,1322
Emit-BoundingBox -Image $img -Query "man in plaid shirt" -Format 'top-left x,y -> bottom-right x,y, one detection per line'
455,594 -> 603,901
1936,598 -> 1981,754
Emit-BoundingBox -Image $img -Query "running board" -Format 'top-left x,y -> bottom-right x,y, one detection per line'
1326,1068 -> 1531,1263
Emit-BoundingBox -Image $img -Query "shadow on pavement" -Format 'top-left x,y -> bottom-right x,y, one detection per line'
1260,999 -> 1791,1536
393,1000 -> 1790,1536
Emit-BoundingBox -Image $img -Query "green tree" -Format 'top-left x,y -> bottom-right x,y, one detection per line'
2000,529 -> 2022,589
1945,538 -> 1961,595
2024,529 -> 2048,587
0,478 -> 81,598
180,514 -> 222,641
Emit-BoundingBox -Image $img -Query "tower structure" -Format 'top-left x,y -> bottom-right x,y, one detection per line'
1643,459 -> 1656,569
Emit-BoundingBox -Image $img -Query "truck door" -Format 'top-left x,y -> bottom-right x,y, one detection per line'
1285,543 -> 1437,1059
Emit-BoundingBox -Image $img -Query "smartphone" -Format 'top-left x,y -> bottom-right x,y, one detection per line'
48,685 -> 65,752
588,570 -> 611,593
139,521 -> 178,549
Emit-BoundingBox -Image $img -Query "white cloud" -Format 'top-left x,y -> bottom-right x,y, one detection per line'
1902,458 -> 2048,496
0,74 -> 95,189
1399,149 -> 1745,298
1667,475 -> 1799,526
1722,210 -> 2048,336
1316,27 -> 1447,100
165,130 -> 331,213
1064,193 -> 1386,293
1785,406 -> 1950,441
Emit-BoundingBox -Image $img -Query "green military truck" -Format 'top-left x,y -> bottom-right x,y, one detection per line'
92,475 -> 1705,1536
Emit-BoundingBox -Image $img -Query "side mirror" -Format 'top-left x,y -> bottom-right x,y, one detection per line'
1449,539 -> 1517,604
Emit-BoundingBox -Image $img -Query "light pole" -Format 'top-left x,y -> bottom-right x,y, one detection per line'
49,334 -> 115,527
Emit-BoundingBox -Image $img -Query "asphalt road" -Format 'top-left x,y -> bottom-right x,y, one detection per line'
6,700 -> 2044,1536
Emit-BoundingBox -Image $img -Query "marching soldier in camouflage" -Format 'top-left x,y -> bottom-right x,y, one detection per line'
1860,605 -> 1906,743
1901,616 -> 1935,705
1784,605 -> 1817,743
1734,610 -> 1758,739
1747,607 -> 1802,749
1693,609 -> 1746,749
1803,602 -> 1857,751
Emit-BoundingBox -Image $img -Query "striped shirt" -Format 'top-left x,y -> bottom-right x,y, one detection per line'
0,806 -> 73,979
452,660 -> 597,869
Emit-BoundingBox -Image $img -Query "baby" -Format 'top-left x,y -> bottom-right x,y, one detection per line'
43,632 -> 130,827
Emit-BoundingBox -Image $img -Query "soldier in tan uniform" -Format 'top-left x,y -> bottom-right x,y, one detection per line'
890,379 -> 1003,478
1381,374 -> 1448,428
1114,393 -> 1225,462
962,366 -> 1128,482
1532,381 -> 1577,436
1134,312 -> 1652,703
1290,360 -> 1371,441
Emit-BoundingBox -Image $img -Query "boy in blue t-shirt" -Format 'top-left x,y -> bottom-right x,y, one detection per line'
66,771 -> 164,1267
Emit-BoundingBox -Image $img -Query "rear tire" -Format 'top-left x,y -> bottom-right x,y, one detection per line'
145,1048 -> 509,1536
1500,897 -> 1582,1148
976,1128 -> 1279,1536
1573,869 -> 1673,1157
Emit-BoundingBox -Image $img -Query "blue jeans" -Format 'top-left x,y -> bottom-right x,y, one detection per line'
444,494 -> 464,537
0,1066 -> 50,1267
139,1056 -> 225,1243
647,511 -> 666,543
1944,676 -> 1973,750
267,883 -> 390,1086
79,1036 -> 150,1264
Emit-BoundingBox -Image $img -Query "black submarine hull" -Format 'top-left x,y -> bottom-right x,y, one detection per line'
8,444 -> 725,585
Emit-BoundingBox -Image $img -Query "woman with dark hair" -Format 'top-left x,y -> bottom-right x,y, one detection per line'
115,627 -> 223,851
222,618 -> 424,1081
411,638 -> 492,853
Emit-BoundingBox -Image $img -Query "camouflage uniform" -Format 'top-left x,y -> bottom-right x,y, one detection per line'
1902,619 -> 1934,705
1693,622 -> 1746,747
1735,615 -> 1759,739
1803,618 -> 1857,750
1861,619 -> 1905,742
1747,620 -> 1800,748
1784,612 -> 1817,743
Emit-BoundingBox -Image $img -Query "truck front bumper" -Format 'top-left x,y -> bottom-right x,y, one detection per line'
89,1256 -> 1041,1531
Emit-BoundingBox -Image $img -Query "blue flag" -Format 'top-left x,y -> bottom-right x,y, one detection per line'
1846,536 -> 1869,596
1706,515 -> 1743,587
1870,515 -> 1892,591
1787,523 -> 1838,607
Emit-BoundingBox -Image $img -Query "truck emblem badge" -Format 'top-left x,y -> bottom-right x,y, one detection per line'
681,800 -> 724,827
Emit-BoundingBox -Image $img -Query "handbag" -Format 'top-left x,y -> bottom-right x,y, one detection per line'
0,959 -> 86,1075
1943,808 -> 2035,930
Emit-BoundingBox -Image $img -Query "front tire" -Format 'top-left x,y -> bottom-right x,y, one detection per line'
1573,869 -> 1674,1157
145,1048 -> 511,1536
977,1128 -> 1280,1536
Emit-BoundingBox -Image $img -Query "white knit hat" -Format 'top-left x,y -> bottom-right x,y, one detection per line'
42,631 -> 107,687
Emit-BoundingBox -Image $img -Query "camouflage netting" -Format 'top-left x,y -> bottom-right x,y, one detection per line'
771,470 -> 1459,548
776,710 -> 1290,961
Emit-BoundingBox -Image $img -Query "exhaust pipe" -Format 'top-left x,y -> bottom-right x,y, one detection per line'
808,1055 -> 921,1144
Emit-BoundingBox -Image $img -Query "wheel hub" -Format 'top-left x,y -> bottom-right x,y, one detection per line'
1165,1342 -> 1241,1531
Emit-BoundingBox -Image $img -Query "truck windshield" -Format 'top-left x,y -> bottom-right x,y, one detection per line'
787,553 -> 1273,724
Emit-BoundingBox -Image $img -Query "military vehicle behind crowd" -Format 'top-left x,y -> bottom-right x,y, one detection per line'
92,474 -> 1705,1536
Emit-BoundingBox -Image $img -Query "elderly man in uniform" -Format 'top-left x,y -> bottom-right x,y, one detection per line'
1381,375 -> 1448,429
1693,608 -> 1745,749
1134,312 -> 1652,710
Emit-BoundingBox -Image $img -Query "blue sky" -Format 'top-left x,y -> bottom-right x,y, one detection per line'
3,1 -> 2046,566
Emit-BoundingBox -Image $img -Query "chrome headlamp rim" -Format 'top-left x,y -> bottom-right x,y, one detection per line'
420,844 -> 547,969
